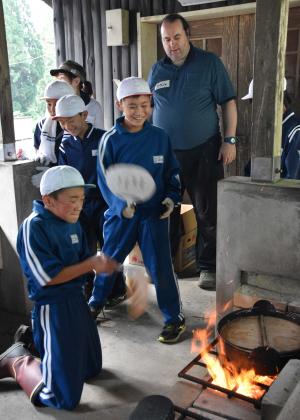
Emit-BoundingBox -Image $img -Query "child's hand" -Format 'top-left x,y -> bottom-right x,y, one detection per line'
90,254 -> 119,274
122,201 -> 136,219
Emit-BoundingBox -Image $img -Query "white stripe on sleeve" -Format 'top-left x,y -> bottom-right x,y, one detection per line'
23,213 -> 51,286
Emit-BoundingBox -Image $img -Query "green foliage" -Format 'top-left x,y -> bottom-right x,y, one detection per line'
3,0 -> 53,119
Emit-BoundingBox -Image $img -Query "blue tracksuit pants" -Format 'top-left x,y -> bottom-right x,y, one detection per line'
32,292 -> 102,410
90,212 -> 184,325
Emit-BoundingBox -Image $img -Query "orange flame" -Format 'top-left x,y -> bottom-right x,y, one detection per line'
192,310 -> 276,399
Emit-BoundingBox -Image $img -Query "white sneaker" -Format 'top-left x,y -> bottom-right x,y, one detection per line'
198,271 -> 216,290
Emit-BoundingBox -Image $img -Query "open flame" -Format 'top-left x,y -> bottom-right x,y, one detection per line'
192,310 -> 276,399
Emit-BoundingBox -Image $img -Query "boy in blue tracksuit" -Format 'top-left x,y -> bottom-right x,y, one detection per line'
242,79 -> 300,179
89,77 -> 185,344
55,94 -> 107,255
281,104 -> 300,180
0,166 -> 118,409
53,94 -> 126,301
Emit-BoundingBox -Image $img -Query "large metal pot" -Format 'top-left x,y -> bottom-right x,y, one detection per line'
217,300 -> 300,375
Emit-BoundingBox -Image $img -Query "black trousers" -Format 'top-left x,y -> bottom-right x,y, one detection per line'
171,134 -> 224,272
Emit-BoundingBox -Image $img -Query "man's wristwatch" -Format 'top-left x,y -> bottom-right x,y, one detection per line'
224,136 -> 237,145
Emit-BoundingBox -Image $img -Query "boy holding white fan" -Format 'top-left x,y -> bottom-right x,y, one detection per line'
89,77 -> 185,344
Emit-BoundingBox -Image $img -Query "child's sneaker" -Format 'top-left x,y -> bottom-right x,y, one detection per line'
13,324 -> 39,357
105,291 -> 127,309
89,304 -> 103,320
158,320 -> 186,344
13,325 -> 33,346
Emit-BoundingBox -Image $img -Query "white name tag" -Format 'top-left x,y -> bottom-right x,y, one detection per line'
92,149 -> 98,156
155,80 -> 170,90
70,234 -> 79,244
153,155 -> 164,164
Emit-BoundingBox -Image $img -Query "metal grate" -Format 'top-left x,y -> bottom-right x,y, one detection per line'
174,337 -> 273,419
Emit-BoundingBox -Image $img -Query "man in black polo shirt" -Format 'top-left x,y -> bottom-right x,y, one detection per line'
148,14 -> 237,290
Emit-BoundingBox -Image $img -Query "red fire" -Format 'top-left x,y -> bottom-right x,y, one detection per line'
191,310 -> 276,399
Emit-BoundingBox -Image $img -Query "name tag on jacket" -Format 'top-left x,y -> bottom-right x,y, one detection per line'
70,234 -> 79,244
155,80 -> 170,90
153,155 -> 164,164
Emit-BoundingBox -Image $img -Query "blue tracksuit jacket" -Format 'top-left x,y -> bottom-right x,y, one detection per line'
17,200 -> 102,409
282,110 -> 300,179
89,117 -> 184,325
58,125 -> 107,252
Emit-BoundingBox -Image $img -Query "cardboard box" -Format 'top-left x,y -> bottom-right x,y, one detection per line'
174,228 -> 197,272
128,205 -> 197,271
180,204 -> 197,233
128,243 -> 144,266
174,205 -> 197,272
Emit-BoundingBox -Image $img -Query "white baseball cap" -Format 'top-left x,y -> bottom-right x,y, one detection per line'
242,78 -> 287,100
41,80 -> 75,100
40,165 -> 95,196
52,94 -> 86,120
116,77 -> 152,101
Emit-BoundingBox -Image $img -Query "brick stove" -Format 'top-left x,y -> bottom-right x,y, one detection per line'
167,177 -> 300,419
168,342 -> 300,420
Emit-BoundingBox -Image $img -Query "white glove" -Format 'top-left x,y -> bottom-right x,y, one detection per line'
122,202 -> 136,219
31,166 -> 49,189
160,197 -> 174,219
35,151 -> 52,166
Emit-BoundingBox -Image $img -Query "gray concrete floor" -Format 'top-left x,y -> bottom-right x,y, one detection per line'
0,275 -> 215,420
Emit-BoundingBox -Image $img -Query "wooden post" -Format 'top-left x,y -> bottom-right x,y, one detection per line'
100,0 -> 113,129
137,13 -> 157,79
62,0 -> 75,60
121,0 -> 130,78
91,0 -> 103,103
251,0 -> 289,182
0,0 -> 16,161
53,0 -> 66,64
82,0 -> 96,91
73,0 -> 84,65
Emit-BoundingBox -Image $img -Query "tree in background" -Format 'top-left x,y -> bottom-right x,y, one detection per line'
3,0 -> 51,119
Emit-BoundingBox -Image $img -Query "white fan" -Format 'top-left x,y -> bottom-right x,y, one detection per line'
106,163 -> 156,203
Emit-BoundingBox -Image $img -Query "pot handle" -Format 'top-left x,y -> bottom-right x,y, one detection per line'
253,300 -> 276,312
250,346 -> 281,376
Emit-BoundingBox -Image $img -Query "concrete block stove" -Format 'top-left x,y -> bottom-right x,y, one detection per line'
216,177 -> 300,318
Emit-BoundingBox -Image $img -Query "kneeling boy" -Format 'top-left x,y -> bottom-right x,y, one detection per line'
0,166 -> 118,409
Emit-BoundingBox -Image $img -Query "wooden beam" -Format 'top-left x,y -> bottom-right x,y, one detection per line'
251,0 -> 289,182
140,0 -> 300,23
0,0 -> 16,161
